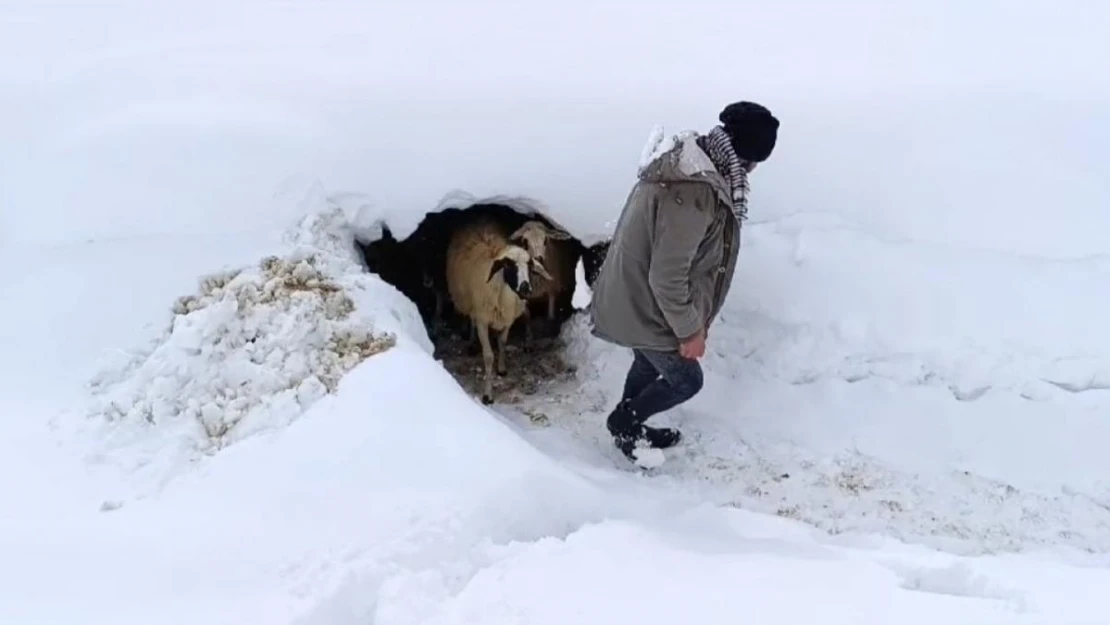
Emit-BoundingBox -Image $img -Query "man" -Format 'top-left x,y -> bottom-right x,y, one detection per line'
589,101 -> 779,462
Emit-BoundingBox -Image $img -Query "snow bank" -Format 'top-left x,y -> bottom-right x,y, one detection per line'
88,253 -> 394,445
388,516 -> 1041,625
72,201 -> 437,490
5,338 -> 645,625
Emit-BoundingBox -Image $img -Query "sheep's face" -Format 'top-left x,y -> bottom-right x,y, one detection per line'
487,246 -> 548,299
510,221 -> 574,272
510,222 -> 549,262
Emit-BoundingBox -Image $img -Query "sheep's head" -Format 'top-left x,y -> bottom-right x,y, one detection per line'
487,245 -> 552,299
510,220 -> 573,263
358,227 -> 399,273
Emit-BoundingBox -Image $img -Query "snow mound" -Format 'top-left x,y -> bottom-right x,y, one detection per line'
82,206 -> 400,455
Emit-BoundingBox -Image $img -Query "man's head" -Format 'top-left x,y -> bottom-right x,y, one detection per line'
718,101 -> 779,165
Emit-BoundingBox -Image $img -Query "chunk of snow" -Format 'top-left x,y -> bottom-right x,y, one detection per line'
637,124 -> 668,171
632,447 -> 666,469
82,205 -> 402,459
675,131 -> 716,177
571,258 -> 592,310
637,126 -> 705,177
890,560 -> 1026,605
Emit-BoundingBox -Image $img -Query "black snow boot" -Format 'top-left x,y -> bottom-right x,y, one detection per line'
643,423 -> 682,449
606,400 -> 682,462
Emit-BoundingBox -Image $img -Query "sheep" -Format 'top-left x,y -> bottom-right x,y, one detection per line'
581,240 -> 611,290
508,220 -> 577,340
405,229 -> 450,336
357,227 -> 447,334
445,217 -> 552,404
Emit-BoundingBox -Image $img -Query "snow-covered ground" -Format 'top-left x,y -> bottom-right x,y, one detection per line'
3,2 -> 1110,624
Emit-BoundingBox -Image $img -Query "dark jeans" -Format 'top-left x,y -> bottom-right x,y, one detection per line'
620,347 -> 704,424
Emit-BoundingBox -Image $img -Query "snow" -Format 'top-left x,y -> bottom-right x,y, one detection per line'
571,258 -> 592,310
71,208 -> 412,494
637,124 -> 672,173
3,1 -> 1110,624
630,446 -> 667,470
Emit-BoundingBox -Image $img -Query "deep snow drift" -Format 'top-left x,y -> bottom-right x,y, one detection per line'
3,192 -> 1107,624
71,207 -> 405,492
3,1 -> 1110,624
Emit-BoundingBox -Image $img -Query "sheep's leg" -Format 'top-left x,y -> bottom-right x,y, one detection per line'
521,307 -> 534,350
476,322 -> 496,405
543,293 -> 559,337
431,292 -> 446,339
496,325 -> 510,377
429,290 -> 442,325
466,318 -> 480,356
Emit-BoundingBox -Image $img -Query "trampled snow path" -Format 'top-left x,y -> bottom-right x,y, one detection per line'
490,210 -> 1110,557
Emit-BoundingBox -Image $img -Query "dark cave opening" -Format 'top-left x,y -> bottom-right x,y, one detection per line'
353,202 -> 612,405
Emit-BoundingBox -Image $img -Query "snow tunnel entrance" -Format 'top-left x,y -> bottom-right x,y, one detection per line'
353,201 -> 612,405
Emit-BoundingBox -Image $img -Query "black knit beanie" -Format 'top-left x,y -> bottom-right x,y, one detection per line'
719,101 -> 779,163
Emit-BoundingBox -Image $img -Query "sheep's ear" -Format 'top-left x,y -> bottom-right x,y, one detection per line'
487,258 -> 507,282
531,258 -> 553,281
546,227 -> 573,240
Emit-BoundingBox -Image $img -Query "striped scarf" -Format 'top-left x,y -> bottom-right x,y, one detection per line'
701,125 -> 751,221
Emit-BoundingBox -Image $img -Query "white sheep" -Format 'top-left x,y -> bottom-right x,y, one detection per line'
509,220 -> 576,340
445,217 -> 552,404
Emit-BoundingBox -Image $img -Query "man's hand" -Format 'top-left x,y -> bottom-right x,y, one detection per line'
679,328 -> 706,360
